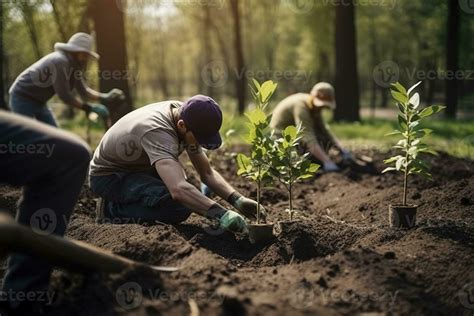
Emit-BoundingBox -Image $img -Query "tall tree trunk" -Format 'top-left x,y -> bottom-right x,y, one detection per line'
445,0 -> 460,119
156,31 -> 169,99
19,3 -> 42,59
229,0 -> 246,115
334,0 -> 360,122
49,0 -> 68,41
369,15 -> 377,117
50,1 -> 74,119
91,0 -> 133,123
0,2 -> 7,110
77,1 -> 92,33
203,2 -> 213,96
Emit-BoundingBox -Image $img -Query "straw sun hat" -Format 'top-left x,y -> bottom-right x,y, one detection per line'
54,32 -> 100,59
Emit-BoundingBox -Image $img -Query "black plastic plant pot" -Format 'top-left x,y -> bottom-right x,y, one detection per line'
248,223 -> 274,244
389,204 -> 418,228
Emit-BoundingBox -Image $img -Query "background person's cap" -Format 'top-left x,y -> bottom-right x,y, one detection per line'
310,82 -> 336,110
181,95 -> 223,150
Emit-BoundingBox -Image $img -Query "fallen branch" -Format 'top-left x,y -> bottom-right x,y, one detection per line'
0,213 -> 178,274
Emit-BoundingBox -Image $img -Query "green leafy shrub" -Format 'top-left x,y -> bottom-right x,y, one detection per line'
383,81 -> 445,205
269,123 -> 320,220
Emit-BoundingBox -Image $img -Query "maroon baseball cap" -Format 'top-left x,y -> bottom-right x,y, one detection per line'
181,95 -> 223,150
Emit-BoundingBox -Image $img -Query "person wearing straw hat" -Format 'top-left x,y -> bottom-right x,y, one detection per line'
9,32 -> 123,127
270,82 -> 354,172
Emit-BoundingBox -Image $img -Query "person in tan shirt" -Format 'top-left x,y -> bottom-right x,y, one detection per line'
270,82 -> 353,172
90,95 -> 266,234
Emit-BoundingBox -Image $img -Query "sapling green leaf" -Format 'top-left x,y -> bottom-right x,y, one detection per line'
384,81 -> 445,206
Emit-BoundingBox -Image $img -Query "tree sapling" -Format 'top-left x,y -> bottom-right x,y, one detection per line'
383,81 -> 445,228
236,79 -> 277,243
269,123 -> 319,222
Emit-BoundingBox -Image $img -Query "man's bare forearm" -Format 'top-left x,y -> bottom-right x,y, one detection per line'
173,181 -> 218,216
202,169 -> 235,201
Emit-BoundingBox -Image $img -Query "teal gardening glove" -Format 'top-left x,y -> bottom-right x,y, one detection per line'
227,192 -> 267,222
207,204 -> 248,234
85,103 -> 110,119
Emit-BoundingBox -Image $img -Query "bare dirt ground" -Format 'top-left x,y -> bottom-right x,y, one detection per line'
1,146 -> 473,315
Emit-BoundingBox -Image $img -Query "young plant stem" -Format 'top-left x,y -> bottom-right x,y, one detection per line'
289,182 -> 293,221
256,165 -> 261,224
403,111 -> 411,206
288,163 -> 294,221
403,153 -> 408,206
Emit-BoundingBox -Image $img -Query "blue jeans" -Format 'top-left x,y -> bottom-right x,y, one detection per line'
9,93 -> 58,127
0,111 -> 90,308
90,170 -> 192,224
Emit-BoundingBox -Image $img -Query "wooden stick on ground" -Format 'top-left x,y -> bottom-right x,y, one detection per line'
0,213 -> 178,273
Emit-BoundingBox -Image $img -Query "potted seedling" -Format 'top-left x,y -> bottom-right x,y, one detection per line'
236,79 -> 278,244
383,81 -> 445,228
269,123 -> 319,231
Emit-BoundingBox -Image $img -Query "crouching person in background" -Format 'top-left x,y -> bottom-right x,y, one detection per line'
270,82 -> 354,172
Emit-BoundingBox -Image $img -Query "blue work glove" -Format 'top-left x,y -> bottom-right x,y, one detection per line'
323,161 -> 340,172
341,149 -> 354,163
200,182 -> 212,197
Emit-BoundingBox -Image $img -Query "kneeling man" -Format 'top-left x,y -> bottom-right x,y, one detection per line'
89,95 -> 264,234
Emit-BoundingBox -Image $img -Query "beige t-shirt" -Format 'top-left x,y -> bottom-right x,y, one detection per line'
89,101 -> 186,176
